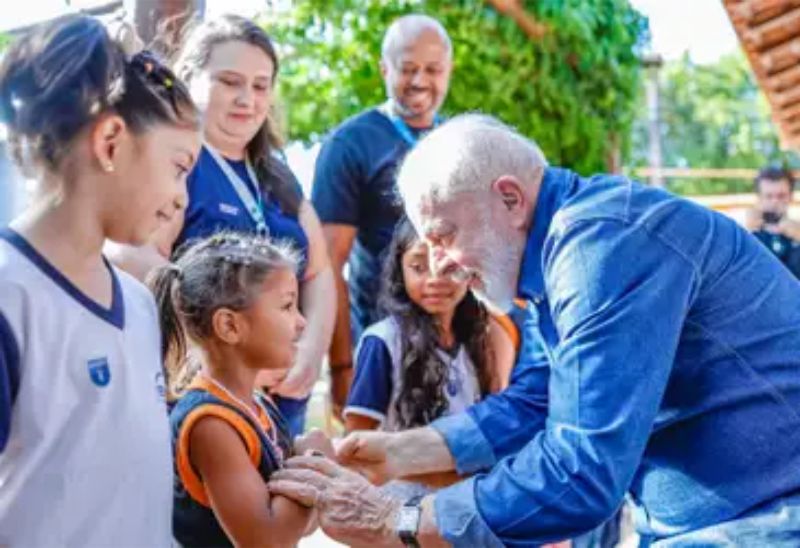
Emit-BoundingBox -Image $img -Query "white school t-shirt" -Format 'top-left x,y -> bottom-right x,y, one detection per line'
0,229 -> 172,547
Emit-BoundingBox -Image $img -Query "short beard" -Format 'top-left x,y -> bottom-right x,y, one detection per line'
385,85 -> 439,121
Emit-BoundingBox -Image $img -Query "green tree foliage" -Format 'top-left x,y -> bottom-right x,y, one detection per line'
266,0 -> 648,175
628,52 -> 800,195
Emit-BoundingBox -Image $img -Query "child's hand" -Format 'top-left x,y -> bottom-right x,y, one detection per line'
293,428 -> 335,459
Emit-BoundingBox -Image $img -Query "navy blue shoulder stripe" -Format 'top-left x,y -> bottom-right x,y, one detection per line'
0,309 -> 21,452
0,228 -> 125,329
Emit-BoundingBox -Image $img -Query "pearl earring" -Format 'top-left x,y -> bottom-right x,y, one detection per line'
104,163 -> 115,173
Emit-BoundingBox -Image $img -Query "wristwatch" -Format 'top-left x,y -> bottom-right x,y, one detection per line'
396,495 -> 424,547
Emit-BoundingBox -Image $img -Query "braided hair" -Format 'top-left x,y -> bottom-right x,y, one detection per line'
0,15 -> 197,171
149,232 -> 300,397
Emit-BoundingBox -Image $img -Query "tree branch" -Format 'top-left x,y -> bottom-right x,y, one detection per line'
487,0 -> 548,40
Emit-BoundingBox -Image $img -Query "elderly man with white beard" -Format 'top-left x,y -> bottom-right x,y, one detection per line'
270,114 -> 800,547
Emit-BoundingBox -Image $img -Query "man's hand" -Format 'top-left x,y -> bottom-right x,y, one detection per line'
330,366 -> 353,421
269,456 -> 402,548
336,430 -> 404,485
337,428 -> 458,485
744,206 -> 764,232
294,429 -> 336,460
778,217 -> 800,241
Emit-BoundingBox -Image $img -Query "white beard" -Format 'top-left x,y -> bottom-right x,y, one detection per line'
469,229 -> 521,313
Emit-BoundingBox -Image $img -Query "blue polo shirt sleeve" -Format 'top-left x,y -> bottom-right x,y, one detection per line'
311,137 -> 363,226
0,310 -> 20,453
343,335 -> 394,424
431,304 -> 551,475
434,219 -> 697,546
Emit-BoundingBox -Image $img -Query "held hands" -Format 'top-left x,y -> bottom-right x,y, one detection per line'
269,455 -> 402,548
335,430 -> 406,486
294,429 -> 336,460
293,429 -> 408,486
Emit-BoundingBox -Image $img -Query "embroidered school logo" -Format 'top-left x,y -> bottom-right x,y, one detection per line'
155,371 -> 167,402
87,357 -> 111,387
219,203 -> 240,216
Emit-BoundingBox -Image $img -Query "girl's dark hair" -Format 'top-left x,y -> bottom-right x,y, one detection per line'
174,14 -> 301,216
148,231 -> 299,396
379,218 -> 493,429
0,14 -> 197,171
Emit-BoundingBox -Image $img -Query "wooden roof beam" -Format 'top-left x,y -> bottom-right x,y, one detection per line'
779,102 -> 800,122
758,36 -> 800,73
744,8 -> 800,51
486,0 -> 548,40
726,0 -> 800,26
764,63 -> 800,92
777,84 -> 800,108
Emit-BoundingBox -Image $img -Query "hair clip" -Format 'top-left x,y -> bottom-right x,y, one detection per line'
214,235 -> 276,266
166,262 -> 184,280
130,50 -> 176,91
222,251 -> 253,265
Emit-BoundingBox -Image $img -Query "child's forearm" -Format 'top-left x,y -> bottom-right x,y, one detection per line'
303,508 -> 319,537
263,495 -> 315,546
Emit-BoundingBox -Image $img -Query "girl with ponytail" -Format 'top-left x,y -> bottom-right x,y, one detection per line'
0,14 -> 199,544
149,232 -> 324,547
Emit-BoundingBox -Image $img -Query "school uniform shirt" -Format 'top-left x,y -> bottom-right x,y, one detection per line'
0,229 -> 172,547
343,316 -> 480,431
174,146 -> 309,277
311,109 -> 430,340
171,377 -> 292,547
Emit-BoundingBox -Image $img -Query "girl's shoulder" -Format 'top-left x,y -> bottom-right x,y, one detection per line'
360,315 -> 401,342
355,316 -> 404,370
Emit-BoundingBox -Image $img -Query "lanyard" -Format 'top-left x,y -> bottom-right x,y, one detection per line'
205,145 -> 269,236
379,100 -> 441,147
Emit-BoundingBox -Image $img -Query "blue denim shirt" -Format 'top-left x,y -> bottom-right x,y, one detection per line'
432,168 -> 800,546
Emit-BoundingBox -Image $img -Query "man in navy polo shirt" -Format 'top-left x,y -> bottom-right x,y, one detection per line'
311,14 -> 453,416
272,115 -> 800,546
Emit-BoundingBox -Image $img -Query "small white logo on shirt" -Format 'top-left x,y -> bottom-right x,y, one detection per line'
219,203 -> 240,216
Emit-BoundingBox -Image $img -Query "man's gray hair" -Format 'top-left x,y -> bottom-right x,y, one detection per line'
396,114 -> 549,207
381,14 -> 452,66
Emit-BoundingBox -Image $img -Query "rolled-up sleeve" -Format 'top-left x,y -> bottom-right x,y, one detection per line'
435,219 -> 698,546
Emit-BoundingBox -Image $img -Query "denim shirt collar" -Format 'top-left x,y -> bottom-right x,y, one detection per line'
517,167 -> 579,302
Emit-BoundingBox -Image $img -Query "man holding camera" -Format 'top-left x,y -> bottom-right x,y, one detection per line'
746,166 -> 800,279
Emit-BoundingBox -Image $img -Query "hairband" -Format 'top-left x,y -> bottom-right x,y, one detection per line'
207,234 -> 275,265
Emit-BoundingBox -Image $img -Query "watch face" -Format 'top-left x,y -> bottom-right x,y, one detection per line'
397,506 -> 421,532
